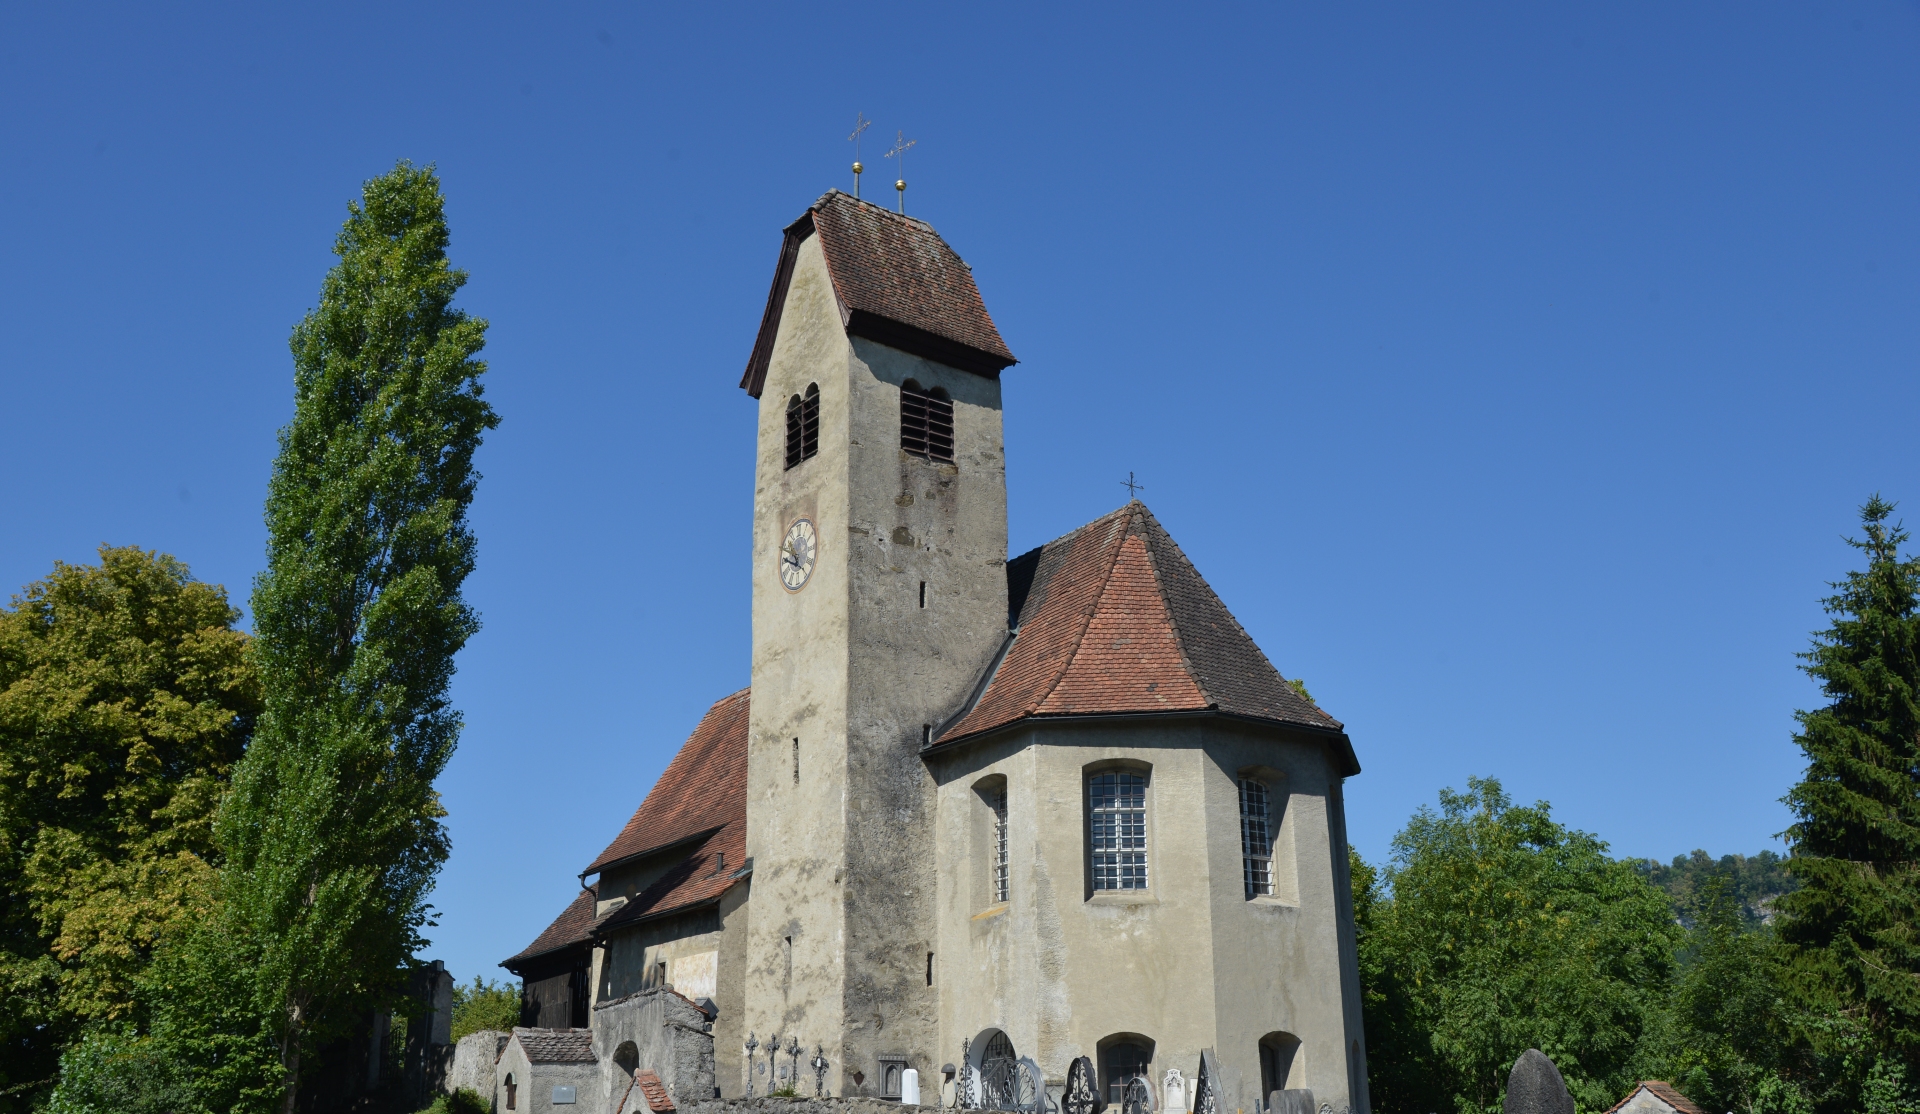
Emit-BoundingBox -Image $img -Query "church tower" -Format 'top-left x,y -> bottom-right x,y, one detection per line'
737,191 -> 1018,1093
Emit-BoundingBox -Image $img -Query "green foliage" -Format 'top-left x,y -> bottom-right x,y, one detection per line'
1638,849 -> 1799,929
0,547 -> 259,1107
1357,778 -> 1680,1114
417,1088 -> 491,1114
1777,497 -> 1920,1078
146,160 -> 497,1114
450,975 -> 521,1041
1661,877 -> 1794,1113
42,1029 -> 191,1114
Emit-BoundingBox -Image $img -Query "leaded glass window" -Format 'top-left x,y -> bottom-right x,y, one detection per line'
992,787 -> 1009,904
1089,771 -> 1147,890
1239,778 -> 1272,898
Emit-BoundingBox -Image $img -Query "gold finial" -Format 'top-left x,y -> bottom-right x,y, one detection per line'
884,130 -> 916,214
848,113 -> 872,198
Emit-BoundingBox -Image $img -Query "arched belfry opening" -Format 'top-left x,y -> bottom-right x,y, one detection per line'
900,379 -> 954,462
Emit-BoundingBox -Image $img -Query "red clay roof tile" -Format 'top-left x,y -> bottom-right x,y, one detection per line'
935,502 -> 1353,771
501,886 -> 600,968
742,191 -> 1015,396
635,1069 -> 675,1113
585,690 -> 749,875
512,1027 -> 596,1063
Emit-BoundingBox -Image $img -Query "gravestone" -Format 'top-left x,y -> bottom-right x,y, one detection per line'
1267,1089 -> 1316,1114
1503,1050 -> 1574,1114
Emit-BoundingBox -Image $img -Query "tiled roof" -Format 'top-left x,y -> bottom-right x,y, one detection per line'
586,689 -> 750,935
585,690 -> 750,875
635,1070 -> 675,1113
500,886 -> 600,968
742,190 -> 1016,396
512,1027 -> 596,1063
933,502 -> 1356,773
594,817 -> 747,934
1605,1083 -> 1705,1114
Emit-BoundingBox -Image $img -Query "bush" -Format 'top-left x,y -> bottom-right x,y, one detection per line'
419,1087 -> 491,1114
44,1029 -> 192,1114
450,975 -> 521,1042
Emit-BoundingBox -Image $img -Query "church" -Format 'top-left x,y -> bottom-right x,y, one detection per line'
498,189 -> 1370,1114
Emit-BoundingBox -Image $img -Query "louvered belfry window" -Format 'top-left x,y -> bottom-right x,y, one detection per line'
785,383 -> 819,469
899,380 -> 954,462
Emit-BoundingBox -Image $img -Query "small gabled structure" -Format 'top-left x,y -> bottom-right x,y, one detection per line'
1606,1081 -> 1706,1114
495,1028 -> 596,1114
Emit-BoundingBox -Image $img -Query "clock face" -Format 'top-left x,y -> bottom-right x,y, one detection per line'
779,517 -> 817,592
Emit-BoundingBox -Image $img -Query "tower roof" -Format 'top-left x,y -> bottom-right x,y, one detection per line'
932,502 -> 1357,774
741,190 -> 1016,397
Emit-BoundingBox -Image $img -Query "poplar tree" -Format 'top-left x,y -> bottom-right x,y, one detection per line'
217,161 -> 496,1112
1779,496 -> 1920,1076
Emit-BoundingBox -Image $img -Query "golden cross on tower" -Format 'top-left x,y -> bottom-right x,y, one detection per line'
884,130 -> 916,214
848,112 -> 871,199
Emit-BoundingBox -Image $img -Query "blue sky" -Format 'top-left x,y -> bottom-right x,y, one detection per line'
3,4 -> 1916,989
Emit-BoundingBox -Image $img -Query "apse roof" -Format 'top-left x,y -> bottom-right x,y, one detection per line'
742,190 -> 1016,396
932,502 -> 1356,774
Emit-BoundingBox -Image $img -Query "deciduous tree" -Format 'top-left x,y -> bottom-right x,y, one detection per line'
173,160 -> 497,1114
0,547 -> 258,1107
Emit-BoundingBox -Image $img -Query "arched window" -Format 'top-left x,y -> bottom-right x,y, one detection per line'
1089,770 -> 1148,891
900,380 -> 954,462
505,1072 -> 518,1111
992,784 -> 1009,904
970,1028 -> 1020,1109
1239,778 -> 1273,898
786,383 -> 819,469
616,1041 -> 639,1078
1259,1033 -> 1302,1098
1098,1034 -> 1155,1106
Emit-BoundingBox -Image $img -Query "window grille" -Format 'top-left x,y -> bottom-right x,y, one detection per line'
900,380 -> 954,462
1089,772 -> 1148,890
785,384 -> 819,469
992,787 -> 1009,904
1102,1043 -> 1153,1106
1239,779 -> 1272,898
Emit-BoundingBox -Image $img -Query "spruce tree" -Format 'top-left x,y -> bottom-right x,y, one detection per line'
1779,496 -> 1920,1073
216,161 -> 496,1112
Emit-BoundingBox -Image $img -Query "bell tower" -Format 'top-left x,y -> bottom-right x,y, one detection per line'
737,191 -> 1017,1095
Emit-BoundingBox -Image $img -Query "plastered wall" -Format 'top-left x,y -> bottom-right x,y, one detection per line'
743,228 -> 1011,1099
928,719 -> 1367,1114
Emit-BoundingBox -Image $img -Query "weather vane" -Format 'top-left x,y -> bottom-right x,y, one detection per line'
848,112 -> 871,199
885,130 -> 916,214
1121,471 -> 1145,499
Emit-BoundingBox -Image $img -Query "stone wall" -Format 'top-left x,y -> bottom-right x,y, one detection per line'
685,1097 -> 936,1114
595,986 -> 719,1110
447,1030 -> 507,1098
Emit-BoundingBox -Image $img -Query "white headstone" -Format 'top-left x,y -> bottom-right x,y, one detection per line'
902,1068 -> 921,1105
1164,1069 -> 1188,1114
